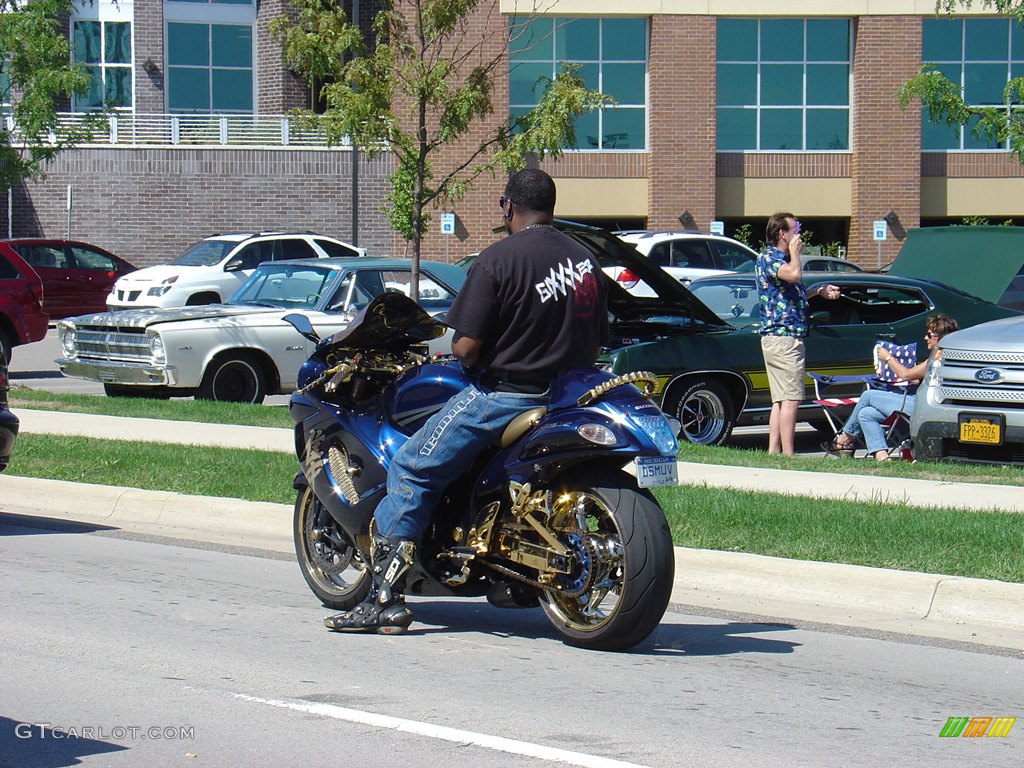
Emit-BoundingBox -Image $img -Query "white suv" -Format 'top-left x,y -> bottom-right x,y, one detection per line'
106,232 -> 365,311
609,231 -> 759,296
912,315 -> 1024,465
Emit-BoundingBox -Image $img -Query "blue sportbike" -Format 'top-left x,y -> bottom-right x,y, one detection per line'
284,293 -> 678,651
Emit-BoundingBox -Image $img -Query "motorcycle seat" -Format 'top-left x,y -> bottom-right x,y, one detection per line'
499,407 -> 547,448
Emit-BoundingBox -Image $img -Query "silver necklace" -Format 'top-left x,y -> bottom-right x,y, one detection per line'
520,223 -> 552,232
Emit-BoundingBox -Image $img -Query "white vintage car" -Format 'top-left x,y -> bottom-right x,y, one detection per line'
56,258 -> 464,403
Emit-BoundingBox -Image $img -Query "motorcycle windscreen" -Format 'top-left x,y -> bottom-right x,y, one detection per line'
322,292 -> 447,349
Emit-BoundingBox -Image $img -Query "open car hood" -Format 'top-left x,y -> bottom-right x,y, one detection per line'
553,220 -> 730,330
888,226 -> 1024,304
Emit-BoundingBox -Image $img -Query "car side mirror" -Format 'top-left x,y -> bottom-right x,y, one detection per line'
224,257 -> 246,272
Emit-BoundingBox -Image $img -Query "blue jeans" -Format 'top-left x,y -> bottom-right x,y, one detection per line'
373,383 -> 550,540
841,389 -> 913,455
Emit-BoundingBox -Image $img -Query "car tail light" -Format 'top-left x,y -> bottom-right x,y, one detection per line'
617,268 -> 639,289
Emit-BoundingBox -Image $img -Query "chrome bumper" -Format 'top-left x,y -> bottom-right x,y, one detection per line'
56,358 -> 179,386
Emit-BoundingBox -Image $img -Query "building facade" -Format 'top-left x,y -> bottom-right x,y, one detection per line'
4,1 -> 1023,269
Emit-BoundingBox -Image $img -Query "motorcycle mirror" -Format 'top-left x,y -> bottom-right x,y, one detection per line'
282,313 -> 320,343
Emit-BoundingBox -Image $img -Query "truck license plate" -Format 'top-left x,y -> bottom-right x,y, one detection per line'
958,413 -> 1003,445
635,456 -> 678,488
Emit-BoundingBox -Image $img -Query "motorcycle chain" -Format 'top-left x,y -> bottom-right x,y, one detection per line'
479,531 -> 599,599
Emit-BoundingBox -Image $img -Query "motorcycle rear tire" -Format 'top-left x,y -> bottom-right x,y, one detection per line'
293,486 -> 371,610
539,469 -> 674,652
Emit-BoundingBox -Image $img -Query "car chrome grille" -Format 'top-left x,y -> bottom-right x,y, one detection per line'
116,289 -> 142,302
941,349 -> 1024,365
937,354 -> 1024,408
75,329 -> 151,361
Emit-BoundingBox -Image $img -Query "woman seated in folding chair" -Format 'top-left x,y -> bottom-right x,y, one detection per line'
822,314 -> 959,461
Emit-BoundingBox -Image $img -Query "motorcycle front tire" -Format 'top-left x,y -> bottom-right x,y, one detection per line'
293,486 -> 371,610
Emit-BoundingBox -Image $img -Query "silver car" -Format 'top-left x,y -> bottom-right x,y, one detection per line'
911,315 -> 1024,464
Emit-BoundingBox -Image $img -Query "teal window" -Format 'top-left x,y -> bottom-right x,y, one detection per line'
72,20 -> 132,111
167,22 -> 252,113
921,17 -> 1024,150
715,18 -> 851,151
509,16 -> 647,150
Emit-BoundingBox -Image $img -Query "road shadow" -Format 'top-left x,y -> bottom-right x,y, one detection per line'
9,370 -> 64,380
0,716 -> 128,767
0,513 -> 116,537
409,600 -> 800,656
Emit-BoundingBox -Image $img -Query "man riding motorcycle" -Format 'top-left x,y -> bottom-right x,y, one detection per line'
325,168 -> 610,634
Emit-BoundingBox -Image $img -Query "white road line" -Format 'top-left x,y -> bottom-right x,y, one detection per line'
232,692 -> 652,768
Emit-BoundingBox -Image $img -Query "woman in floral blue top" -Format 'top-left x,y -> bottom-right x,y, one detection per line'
755,212 -> 840,455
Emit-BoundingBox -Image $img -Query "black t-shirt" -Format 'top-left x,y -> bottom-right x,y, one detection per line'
444,225 -> 609,375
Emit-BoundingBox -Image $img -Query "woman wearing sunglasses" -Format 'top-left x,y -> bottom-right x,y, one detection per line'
823,313 -> 960,460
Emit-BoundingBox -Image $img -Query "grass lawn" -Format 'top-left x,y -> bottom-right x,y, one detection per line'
676,440 -> 1024,488
10,434 -> 297,504
7,433 -> 1024,583
8,387 -> 292,429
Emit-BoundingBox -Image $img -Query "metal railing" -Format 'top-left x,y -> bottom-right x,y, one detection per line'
5,112 -> 352,150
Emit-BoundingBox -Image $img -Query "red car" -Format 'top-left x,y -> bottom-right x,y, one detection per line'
0,245 -> 48,363
0,239 -> 137,319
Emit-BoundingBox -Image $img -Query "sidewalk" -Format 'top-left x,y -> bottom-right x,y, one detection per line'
5,408 -> 1024,650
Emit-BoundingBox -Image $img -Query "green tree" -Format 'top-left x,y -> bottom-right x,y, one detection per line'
0,0 -> 96,195
271,0 -> 608,297
899,1 -> 1024,161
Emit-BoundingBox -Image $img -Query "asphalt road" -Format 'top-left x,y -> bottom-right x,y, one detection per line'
1,516 -> 1020,768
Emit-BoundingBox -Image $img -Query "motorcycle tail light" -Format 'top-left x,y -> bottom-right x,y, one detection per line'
631,414 -> 679,455
578,423 -> 617,446
616,269 -> 639,289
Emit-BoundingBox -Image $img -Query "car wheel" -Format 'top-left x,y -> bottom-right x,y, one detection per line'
665,378 -> 736,446
197,354 -> 266,403
0,328 -> 11,366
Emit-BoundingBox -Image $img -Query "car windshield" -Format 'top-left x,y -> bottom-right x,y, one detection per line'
175,240 -> 238,267
228,263 -> 336,309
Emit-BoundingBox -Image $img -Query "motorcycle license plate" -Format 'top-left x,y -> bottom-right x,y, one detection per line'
635,456 -> 678,488
958,413 -> 1003,445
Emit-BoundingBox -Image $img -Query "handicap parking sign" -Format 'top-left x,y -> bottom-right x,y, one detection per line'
440,212 -> 456,235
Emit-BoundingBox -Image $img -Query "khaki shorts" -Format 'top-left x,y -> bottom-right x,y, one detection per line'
761,335 -> 806,402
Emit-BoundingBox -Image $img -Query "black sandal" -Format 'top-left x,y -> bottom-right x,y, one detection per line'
820,435 -> 855,458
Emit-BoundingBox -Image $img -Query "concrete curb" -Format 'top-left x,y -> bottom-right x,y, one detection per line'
1,475 -> 291,553
3,472 -> 1022,650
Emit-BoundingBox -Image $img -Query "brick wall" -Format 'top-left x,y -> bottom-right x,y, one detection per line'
1,148 -> 394,266
134,0 -> 165,113
850,16 -> 922,266
647,15 -> 716,231
257,0 -> 309,113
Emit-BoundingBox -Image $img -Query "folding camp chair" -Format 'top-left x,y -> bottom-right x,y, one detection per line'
809,373 -> 916,460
